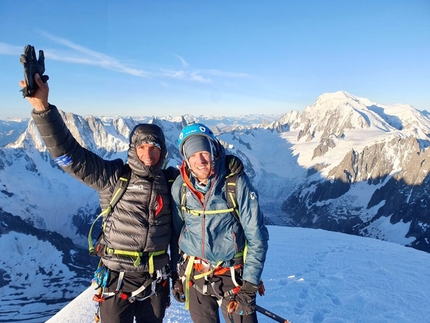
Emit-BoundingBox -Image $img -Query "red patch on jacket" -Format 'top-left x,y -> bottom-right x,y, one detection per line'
155,194 -> 163,217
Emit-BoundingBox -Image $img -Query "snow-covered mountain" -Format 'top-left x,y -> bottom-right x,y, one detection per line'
279,91 -> 430,252
1,91 -> 430,322
0,208 -> 98,323
0,117 -> 29,147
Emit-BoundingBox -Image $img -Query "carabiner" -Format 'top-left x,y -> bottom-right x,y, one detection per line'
227,299 -> 238,314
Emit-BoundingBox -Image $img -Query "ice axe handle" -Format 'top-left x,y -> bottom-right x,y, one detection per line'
256,304 -> 291,323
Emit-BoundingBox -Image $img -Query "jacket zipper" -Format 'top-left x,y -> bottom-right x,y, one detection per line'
199,177 -> 216,259
185,173 -> 217,260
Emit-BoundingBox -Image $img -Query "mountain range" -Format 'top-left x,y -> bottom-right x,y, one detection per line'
1,91 -> 429,322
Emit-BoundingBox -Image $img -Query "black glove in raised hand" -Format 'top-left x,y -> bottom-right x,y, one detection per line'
171,272 -> 185,303
225,155 -> 244,175
20,45 -> 49,98
234,281 -> 258,315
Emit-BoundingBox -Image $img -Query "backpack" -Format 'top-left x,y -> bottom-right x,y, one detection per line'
87,164 -> 179,256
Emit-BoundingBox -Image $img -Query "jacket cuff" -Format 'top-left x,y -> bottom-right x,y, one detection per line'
32,104 -> 55,115
241,280 -> 259,293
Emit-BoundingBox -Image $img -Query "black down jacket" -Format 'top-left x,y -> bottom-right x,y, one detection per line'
32,105 -> 173,273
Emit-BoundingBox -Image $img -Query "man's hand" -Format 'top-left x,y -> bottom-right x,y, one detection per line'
171,272 -> 185,303
233,281 -> 258,315
20,45 -> 49,98
19,73 -> 49,111
225,155 -> 244,174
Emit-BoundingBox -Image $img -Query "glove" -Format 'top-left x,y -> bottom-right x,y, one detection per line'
225,155 -> 244,174
171,272 -> 185,303
233,281 -> 258,315
20,45 -> 49,98
258,280 -> 265,296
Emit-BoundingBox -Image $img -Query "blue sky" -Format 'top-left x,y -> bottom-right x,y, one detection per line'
1,0 -> 429,119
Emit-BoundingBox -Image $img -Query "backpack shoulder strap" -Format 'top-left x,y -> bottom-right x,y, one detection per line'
162,166 -> 180,191
179,172 -> 243,223
180,182 -> 188,221
226,171 -> 250,263
225,172 -> 241,223
88,164 -> 131,254
225,173 -> 239,208
109,164 -> 131,210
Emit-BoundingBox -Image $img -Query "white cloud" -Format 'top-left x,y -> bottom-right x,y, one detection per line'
160,68 -> 211,83
175,54 -> 189,67
40,32 -> 151,77
190,71 -> 211,83
0,42 -> 24,55
1,32 -> 252,84
206,69 -> 253,78
160,68 -> 187,79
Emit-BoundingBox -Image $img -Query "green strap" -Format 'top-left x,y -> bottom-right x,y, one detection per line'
105,248 -> 166,274
88,208 -> 110,253
193,260 -> 223,280
181,206 -> 236,216
192,250 -> 243,280
180,173 -> 239,217
184,256 -> 194,310
226,176 -> 238,208
148,252 -> 157,274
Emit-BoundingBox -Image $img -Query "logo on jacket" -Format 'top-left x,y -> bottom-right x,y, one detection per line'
128,184 -> 145,191
250,192 -> 257,200
54,155 -> 72,167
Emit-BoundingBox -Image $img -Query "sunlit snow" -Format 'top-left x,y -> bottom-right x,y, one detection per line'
47,226 -> 430,323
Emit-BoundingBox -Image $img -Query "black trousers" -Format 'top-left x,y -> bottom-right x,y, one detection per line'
99,270 -> 170,323
188,284 -> 258,323
180,261 -> 258,323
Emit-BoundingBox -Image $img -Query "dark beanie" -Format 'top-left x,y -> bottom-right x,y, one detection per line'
130,124 -> 165,152
183,136 -> 213,158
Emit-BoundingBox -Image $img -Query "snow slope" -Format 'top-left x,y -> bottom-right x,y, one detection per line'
47,226 -> 430,323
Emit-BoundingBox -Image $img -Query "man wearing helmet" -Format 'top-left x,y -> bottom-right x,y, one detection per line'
170,123 -> 269,323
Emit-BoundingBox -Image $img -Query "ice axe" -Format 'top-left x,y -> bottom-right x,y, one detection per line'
256,304 -> 292,323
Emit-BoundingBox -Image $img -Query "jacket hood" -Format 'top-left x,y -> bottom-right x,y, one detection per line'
127,123 -> 167,176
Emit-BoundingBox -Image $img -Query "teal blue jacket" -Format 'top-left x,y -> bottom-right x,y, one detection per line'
170,147 -> 269,286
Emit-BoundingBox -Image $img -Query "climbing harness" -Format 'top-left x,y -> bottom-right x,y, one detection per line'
92,266 -> 168,303
180,252 -> 244,310
92,265 -> 169,322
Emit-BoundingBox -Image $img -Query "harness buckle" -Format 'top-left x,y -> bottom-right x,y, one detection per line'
119,292 -> 129,301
